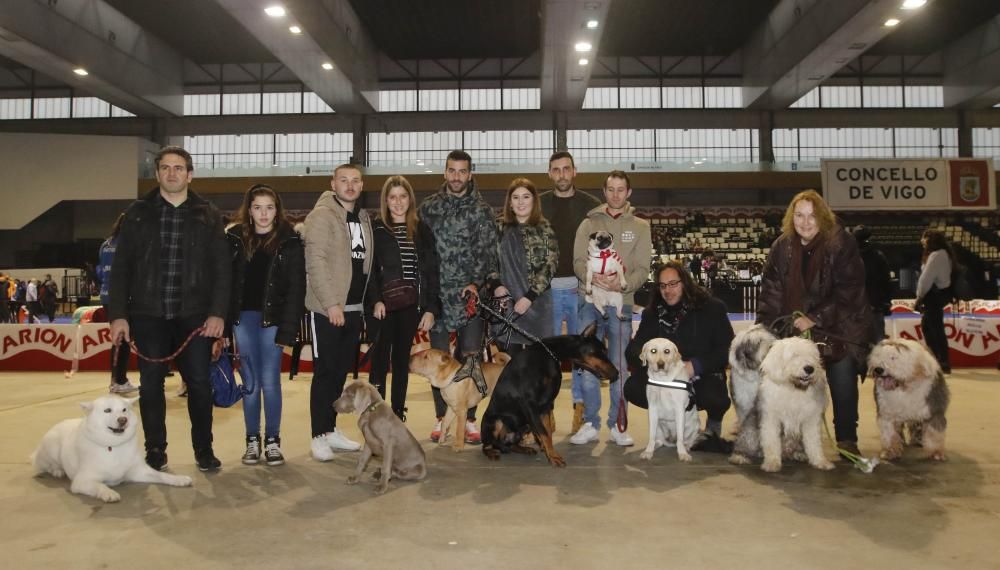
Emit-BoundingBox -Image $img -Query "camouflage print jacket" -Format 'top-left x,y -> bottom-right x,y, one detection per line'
487,220 -> 559,301
418,180 -> 498,331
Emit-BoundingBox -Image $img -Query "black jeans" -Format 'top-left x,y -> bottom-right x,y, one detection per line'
430,317 -> 484,420
104,305 -> 131,384
826,355 -> 859,442
310,310 -> 363,437
131,314 -> 214,454
623,369 -> 731,422
921,288 -> 951,370
368,305 -> 419,411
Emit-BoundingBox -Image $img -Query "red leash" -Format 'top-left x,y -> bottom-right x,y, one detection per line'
111,326 -> 207,379
615,313 -> 628,433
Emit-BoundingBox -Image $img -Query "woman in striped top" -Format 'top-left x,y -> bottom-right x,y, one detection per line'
368,175 -> 441,421
915,229 -> 955,373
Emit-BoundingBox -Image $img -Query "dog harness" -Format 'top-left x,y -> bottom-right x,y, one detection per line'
647,376 -> 697,411
596,249 -> 625,275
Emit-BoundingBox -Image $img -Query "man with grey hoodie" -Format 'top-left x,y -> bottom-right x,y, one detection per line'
570,170 -> 652,447
303,164 -> 372,462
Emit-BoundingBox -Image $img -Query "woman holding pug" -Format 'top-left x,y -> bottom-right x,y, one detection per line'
756,189 -> 871,458
623,261 -> 735,451
227,184 -> 306,466
368,175 -> 441,422
485,178 -> 559,356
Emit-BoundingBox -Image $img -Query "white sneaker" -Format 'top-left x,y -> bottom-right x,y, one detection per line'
109,380 -> 138,394
311,436 -> 335,462
570,422 -> 599,445
608,426 -> 634,447
324,428 -> 361,451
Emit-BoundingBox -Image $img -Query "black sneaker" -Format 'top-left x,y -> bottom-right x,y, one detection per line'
690,433 -> 734,454
242,435 -> 261,465
146,448 -> 168,471
393,407 -> 408,422
196,449 -> 222,472
263,436 -> 285,466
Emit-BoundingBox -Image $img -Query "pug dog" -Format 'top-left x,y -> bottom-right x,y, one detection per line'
585,231 -> 628,320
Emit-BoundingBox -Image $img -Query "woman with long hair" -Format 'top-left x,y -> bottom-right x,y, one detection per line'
916,229 -> 955,373
485,177 -> 559,355
227,184 -> 305,466
623,260 -> 735,450
756,189 -> 872,458
368,175 -> 441,421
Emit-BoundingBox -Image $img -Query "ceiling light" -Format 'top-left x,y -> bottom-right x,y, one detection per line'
73,68 -> 88,76
578,58 -> 589,66
264,5 -> 286,17
424,170 -> 432,173
321,62 -> 334,70
901,0 -> 926,9
586,20 -> 599,29
289,25 -> 302,34
574,41 -> 592,52
884,18 -> 900,26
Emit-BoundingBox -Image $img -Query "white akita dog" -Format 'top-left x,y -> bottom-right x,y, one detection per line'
31,395 -> 192,502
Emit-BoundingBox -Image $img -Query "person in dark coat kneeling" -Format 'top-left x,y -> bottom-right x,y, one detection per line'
624,260 -> 735,452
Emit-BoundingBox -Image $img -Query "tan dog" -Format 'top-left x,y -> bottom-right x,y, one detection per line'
333,381 -> 426,495
409,350 -> 510,451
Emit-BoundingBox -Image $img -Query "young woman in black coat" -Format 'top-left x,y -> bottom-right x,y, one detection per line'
227,184 -> 306,466
368,175 -> 441,421
623,260 -> 735,451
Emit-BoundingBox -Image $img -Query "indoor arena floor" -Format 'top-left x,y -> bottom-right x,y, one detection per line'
2,368 -> 998,569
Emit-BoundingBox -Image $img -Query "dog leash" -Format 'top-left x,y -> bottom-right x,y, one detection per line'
471,293 -> 560,364
111,325 -> 208,375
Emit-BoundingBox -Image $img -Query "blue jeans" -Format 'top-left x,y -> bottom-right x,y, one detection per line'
576,302 -> 632,430
551,287 -> 583,402
235,311 -> 284,438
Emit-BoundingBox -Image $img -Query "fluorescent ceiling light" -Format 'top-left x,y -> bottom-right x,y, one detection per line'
901,0 -> 926,9
321,62 -> 334,70
884,18 -> 900,26
264,5 -> 286,17
578,58 -> 589,66
73,68 -> 88,76
574,41 -> 592,52
289,25 -> 302,34
586,20 -> 599,29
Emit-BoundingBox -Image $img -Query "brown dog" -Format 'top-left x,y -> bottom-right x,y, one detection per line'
333,381 -> 426,494
409,350 -> 510,451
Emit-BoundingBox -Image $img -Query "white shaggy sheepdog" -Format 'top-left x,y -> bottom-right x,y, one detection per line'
638,338 -> 699,462
31,395 -> 192,502
757,337 -> 834,473
727,324 -> 778,465
867,338 -> 950,461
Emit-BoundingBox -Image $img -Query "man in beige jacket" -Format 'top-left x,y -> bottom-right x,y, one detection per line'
570,170 -> 652,447
303,164 -> 373,461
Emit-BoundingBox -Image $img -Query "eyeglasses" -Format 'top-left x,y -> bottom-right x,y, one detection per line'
658,280 -> 682,290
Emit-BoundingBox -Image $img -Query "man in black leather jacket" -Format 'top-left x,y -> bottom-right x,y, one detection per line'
109,146 -> 231,473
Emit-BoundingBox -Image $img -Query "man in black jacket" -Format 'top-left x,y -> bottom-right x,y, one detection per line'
623,261 -> 735,451
853,225 -> 892,342
109,146 -> 231,472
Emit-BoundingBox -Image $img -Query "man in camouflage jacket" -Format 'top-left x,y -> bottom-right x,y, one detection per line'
418,150 -> 498,443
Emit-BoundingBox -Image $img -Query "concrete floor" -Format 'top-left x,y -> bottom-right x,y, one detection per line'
2,368 -> 999,570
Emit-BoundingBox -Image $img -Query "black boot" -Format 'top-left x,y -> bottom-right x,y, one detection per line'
393,407 -> 408,422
